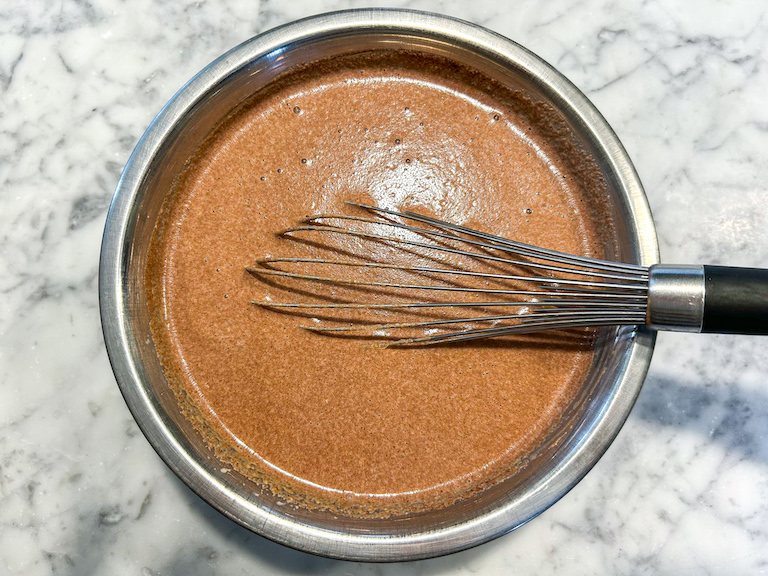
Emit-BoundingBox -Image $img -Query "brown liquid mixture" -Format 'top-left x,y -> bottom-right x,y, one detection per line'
147,52 -> 613,516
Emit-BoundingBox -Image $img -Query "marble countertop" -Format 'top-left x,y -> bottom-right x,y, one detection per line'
3,1 -> 768,574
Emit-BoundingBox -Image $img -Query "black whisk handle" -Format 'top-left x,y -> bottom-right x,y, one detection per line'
702,266 -> 768,334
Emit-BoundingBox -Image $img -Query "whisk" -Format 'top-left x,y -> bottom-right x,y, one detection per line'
247,202 -> 768,346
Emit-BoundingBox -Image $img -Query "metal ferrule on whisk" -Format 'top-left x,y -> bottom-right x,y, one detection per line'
646,265 -> 705,332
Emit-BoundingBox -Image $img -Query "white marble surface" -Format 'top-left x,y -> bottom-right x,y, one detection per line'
2,0 -> 768,574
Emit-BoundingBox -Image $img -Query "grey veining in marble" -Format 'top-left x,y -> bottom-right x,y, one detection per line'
2,1 -> 768,574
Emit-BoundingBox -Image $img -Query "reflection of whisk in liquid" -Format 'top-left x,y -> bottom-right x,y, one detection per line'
247,202 -> 768,346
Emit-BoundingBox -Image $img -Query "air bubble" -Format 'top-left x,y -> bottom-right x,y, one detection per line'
260,176 -> 265,181
301,158 -> 307,164
395,138 -> 401,145
493,114 -> 500,121
525,208 -> 533,215
293,106 -> 301,114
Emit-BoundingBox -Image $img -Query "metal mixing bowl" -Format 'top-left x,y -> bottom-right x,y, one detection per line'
99,9 -> 658,561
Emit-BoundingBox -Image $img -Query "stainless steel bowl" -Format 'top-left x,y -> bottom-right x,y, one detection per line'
99,9 -> 658,561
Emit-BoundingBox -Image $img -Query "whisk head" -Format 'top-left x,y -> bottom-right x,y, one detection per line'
247,202 -> 649,346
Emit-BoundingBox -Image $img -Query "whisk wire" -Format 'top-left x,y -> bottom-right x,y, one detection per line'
253,257 -> 648,291
249,203 -> 651,346
346,201 -> 648,274
301,309 -> 647,334
279,223 -> 648,286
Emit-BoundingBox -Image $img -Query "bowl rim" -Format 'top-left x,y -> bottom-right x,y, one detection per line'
99,8 -> 659,562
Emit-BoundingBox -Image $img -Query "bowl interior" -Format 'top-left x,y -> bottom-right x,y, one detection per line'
102,11 -> 657,561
